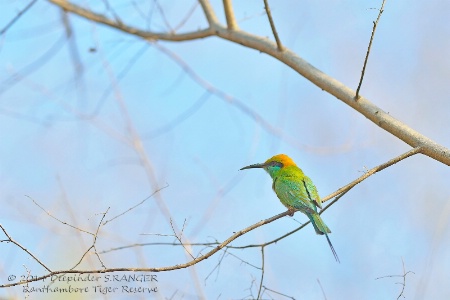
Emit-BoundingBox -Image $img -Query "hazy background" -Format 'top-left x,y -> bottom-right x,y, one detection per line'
1,1 -> 450,299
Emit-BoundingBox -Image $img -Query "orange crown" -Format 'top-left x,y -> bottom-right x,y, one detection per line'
265,154 -> 297,167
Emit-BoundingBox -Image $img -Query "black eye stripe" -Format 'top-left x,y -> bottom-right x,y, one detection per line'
271,161 -> 283,168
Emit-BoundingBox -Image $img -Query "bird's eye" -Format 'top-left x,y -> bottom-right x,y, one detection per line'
271,161 -> 283,168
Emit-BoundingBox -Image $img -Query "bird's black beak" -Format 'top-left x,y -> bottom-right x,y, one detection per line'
240,163 -> 266,170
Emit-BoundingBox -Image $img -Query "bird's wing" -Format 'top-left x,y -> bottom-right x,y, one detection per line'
302,176 -> 323,209
273,176 -> 316,214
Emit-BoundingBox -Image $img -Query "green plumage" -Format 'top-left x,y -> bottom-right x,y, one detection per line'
240,154 -> 339,262
268,165 -> 330,235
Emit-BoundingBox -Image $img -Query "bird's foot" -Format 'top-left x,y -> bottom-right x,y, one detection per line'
287,208 -> 296,216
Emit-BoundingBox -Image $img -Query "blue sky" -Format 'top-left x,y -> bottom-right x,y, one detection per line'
1,1 -> 450,299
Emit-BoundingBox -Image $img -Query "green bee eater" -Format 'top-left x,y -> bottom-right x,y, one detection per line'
240,154 -> 339,262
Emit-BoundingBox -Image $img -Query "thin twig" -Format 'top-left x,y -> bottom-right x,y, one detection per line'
70,208 -> 110,270
101,0 -> 122,24
0,34 -> 67,96
317,279 -> 328,300
355,0 -> 387,98
262,285 -> 296,299
375,258 -> 414,299
102,184 -> 169,225
71,245 -> 94,270
151,43 -> 326,153
92,208 -> 110,268
204,247 -> 227,283
263,0 -> 283,51
0,0 -> 38,35
26,195 -> 94,235
174,2 -> 199,31
169,219 -> 195,259
153,0 -> 173,32
397,258 -> 410,300
257,246 -> 265,299
321,146 -> 421,204
57,177 -> 97,270
0,224 -> 52,272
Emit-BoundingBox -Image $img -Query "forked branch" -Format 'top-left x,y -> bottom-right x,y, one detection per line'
46,0 -> 450,166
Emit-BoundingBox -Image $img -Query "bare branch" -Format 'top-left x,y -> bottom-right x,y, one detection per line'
134,147 -> 422,252
262,285 -> 296,299
263,0 -> 283,51
4,2 -> 449,295
317,279 -> 328,300
108,147 -> 422,254
376,258 -> 414,299
223,0 -> 238,30
198,0 -> 220,26
257,246 -> 265,299
92,208 -> 110,268
0,35 -> 67,96
234,147 -> 421,248
217,29 -> 450,164
48,0 -> 214,41
152,0 -> 174,32
102,184 -> 169,225
0,224 -> 52,272
204,247 -> 227,282
69,208 -> 109,270
150,43 -> 332,153
174,2 -> 200,31
321,146 -> 421,205
356,0 -> 387,98
397,258 -> 414,300
0,0 -> 38,35
0,147 -> 422,287
101,0 -> 123,24
26,195 -> 94,236
169,219 -> 195,259
48,0 -> 450,165
60,9 -> 88,108
0,210 -> 291,288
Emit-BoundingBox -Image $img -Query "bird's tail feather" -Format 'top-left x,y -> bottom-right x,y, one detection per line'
325,233 -> 340,263
308,213 -> 331,235
308,213 -> 340,263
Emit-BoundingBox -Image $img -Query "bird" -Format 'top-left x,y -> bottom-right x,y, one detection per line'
240,154 -> 339,262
